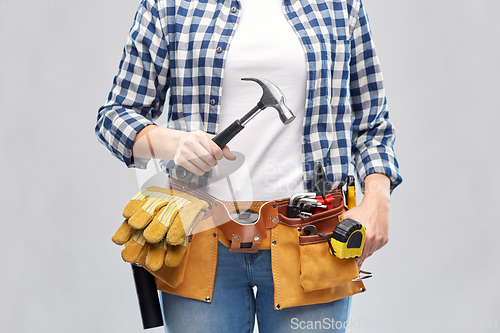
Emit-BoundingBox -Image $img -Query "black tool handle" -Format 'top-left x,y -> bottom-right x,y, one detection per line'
346,175 -> 355,187
287,205 -> 308,218
313,162 -> 328,198
212,120 -> 244,148
172,120 -> 244,182
131,264 -> 164,329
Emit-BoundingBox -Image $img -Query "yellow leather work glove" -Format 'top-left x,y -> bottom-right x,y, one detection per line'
111,186 -> 208,270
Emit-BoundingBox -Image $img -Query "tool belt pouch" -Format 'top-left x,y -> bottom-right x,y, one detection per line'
167,176 -> 279,253
278,203 -> 360,292
136,241 -> 190,289
213,200 -> 279,253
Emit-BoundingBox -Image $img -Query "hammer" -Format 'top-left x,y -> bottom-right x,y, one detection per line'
173,77 -> 295,182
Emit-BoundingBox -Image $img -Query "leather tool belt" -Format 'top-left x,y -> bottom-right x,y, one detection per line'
168,177 -> 344,253
152,177 -> 364,308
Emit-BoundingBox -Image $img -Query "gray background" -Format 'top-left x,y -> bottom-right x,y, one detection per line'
1,0 -> 499,332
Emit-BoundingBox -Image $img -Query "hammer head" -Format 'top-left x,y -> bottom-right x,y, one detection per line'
242,77 -> 296,124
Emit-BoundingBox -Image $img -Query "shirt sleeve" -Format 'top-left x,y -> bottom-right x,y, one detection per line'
349,1 -> 402,191
95,0 -> 169,168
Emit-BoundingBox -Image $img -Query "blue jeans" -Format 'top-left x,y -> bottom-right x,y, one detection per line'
160,243 -> 352,333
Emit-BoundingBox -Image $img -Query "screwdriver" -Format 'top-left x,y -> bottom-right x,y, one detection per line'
346,175 -> 357,210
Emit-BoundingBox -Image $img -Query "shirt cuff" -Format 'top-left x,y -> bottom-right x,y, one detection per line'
354,146 -> 402,192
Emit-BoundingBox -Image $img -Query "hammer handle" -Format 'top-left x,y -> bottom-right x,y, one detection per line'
172,120 -> 244,182
212,120 -> 244,148
131,264 -> 164,329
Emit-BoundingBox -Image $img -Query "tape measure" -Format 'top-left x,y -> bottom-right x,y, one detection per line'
328,218 -> 366,259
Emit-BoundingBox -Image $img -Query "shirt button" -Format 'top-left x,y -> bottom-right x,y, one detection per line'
210,99 -> 216,105
231,6 -> 237,13
216,47 -> 223,53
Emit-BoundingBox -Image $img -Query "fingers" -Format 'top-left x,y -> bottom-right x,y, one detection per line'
207,137 -> 224,161
356,228 -> 389,269
343,205 -> 390,269
112,220 -> 135,245
207,134 -> 236,160
174,130 -> 236,175
174,131 -> 219,175
356,257 -> 365,269
222,146 -> 237,160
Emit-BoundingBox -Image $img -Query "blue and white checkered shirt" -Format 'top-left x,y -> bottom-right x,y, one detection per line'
96,0 -> 402,191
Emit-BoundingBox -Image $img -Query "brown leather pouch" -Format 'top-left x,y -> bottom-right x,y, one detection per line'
214,200 -> 279,252
167,176 -> 280,253
278,203 -> 360,292
298,232 -> 360,292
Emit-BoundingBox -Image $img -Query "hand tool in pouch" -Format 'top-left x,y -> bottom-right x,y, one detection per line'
285,162 -> 336,219
286,193 -> 317,219
131,264 -> 163,329
345,175 -> 357,209
300,164 -> 367,259
312,162 -> 337,212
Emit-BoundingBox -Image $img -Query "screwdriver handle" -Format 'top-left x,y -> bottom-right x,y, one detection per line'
346,175 -> 356,209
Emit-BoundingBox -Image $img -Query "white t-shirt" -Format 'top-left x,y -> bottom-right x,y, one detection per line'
207,0 -> 307,201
